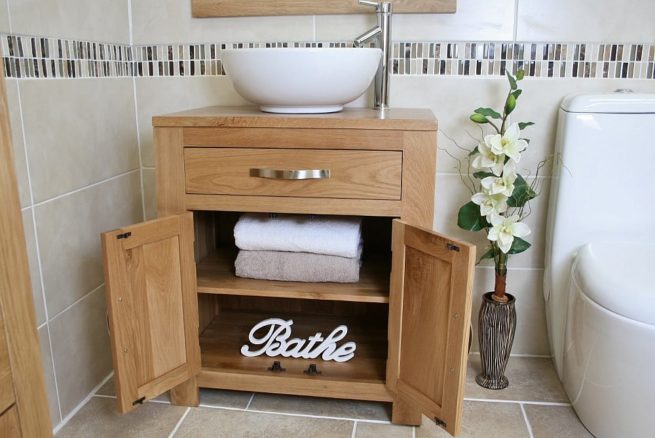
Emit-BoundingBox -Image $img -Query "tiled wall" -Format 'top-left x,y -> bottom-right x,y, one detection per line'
4,0 -> 655,432
0,1 -> 141,432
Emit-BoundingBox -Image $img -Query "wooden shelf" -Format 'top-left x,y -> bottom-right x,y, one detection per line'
199,309 -> 391,401
196,249 -> 390,303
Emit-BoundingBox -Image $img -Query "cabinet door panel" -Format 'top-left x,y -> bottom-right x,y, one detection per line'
0,405 -> 20,437
0,310 -> 15,414
387,220 -> 475,436
102,213 -> 200,413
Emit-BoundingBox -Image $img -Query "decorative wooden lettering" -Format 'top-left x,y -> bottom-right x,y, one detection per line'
240,318 -> 357,363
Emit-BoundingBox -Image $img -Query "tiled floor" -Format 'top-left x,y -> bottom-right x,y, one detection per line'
55,355 -> 593,437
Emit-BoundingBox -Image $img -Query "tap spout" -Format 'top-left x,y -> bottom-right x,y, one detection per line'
353,26 -> 382,48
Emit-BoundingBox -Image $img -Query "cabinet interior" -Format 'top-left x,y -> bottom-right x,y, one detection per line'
192,211 -> 393,385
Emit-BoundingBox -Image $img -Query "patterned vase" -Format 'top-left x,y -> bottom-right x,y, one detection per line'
475,292 -> 516,390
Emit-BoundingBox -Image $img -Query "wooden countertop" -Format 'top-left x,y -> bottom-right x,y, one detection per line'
153,106 -> 437,131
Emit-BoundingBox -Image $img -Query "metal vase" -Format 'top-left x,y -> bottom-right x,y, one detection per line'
476,292 -> 516,390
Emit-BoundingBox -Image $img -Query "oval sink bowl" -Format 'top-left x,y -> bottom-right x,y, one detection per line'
222,48 -> 382,114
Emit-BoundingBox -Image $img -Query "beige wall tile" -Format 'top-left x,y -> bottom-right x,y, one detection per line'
417,401 -> 529,437
49,287 -> 112,417
393,76 -> 554,176
131,0 -> 313,45
22,209 -> 45,325
7,0 -> 129,43
393,77 -> 655,177
316,0 -> 515,41
56,397 -> 187,437
0,2 -> 9,33
38,326 -> 61,426
176,408 -> 353,437
142,168 -> 156,220
466,356 -> 567,402
5,80 -> 30,208
135,76 -> 248,167
20,78 -> 139,203
523,405 -> 592,438
35,172 -> 142,316
517,0 -> 655,42
314,14 -> 377,42
394,0 -> 515,41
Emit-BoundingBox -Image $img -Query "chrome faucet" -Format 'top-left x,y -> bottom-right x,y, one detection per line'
353,0 -> 392,110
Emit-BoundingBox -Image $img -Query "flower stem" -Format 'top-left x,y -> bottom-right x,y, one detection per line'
493,250 -> 508,303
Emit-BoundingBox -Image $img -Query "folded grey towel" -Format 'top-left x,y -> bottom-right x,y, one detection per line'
235,250 -> 361,283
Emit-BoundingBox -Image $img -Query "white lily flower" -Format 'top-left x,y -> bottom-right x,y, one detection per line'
487,213 -> 531,253
481,161 -> 517,196
488,123 -> 528,162
472,192 -> 508,216
472,135 -> 505,176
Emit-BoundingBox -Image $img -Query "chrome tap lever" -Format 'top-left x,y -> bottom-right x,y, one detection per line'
358,0 -> 382,10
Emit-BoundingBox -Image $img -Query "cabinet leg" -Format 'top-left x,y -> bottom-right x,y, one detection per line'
391,398 -> 422,426
169,376 -> 199,407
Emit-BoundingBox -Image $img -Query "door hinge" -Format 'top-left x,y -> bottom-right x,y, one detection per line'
434,417 -> 447,428
117,232 -> 132,240
447,243 -> 460,252
132,396 -> 146,406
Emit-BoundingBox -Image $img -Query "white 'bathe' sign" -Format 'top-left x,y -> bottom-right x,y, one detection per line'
240,318 -> 357,363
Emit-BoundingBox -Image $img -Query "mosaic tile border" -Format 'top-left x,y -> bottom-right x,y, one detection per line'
1,35 -> 132,78
2,34 -> 654,80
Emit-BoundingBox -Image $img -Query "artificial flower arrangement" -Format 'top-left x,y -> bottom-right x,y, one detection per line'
456,70 -> 542,304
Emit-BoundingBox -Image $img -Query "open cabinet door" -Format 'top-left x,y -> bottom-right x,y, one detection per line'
387,220 -> 475,436
102,213 -> 200,413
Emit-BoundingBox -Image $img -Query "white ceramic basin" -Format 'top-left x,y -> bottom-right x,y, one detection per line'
221,48 -> 382,114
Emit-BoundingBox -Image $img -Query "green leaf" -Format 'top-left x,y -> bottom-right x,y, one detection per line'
457,201 -> 488,231
512,89 -> 523,99
518,122 -> 535,130
508,237 -> 531,254
505,93 -> 517,115
516,70 -> 525,80
506,71 -> 517,90
468,146 -> 480,156
470,113 -> 488,124
473,171 -> 495,179
474,107 -> 502,119
507,174 -> 537,207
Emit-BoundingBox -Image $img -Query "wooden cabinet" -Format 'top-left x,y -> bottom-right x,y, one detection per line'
102,107 -> 475,436
0,60 -> 52,436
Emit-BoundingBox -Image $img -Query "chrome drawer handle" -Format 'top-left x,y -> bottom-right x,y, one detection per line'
249,168 -> 331,180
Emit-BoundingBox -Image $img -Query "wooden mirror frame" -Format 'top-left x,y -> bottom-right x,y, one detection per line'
192,0 -> 456,17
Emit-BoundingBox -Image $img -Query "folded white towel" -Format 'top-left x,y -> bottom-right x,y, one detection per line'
234,213 -> 362,258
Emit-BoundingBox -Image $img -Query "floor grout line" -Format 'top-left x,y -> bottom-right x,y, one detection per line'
520,403 -> 535,438
351,420 -> 358,438
464,397 -> 570,406
197,402 -> 392,425
244,393 -> 255,410
168,407 -> 191,438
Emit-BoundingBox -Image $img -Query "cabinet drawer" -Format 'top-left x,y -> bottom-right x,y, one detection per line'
184,148 -> 402,200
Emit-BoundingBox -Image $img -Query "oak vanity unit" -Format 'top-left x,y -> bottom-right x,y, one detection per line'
102,107 -> 475,436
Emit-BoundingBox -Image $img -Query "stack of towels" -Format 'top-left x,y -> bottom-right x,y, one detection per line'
234,213 -> 362,283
